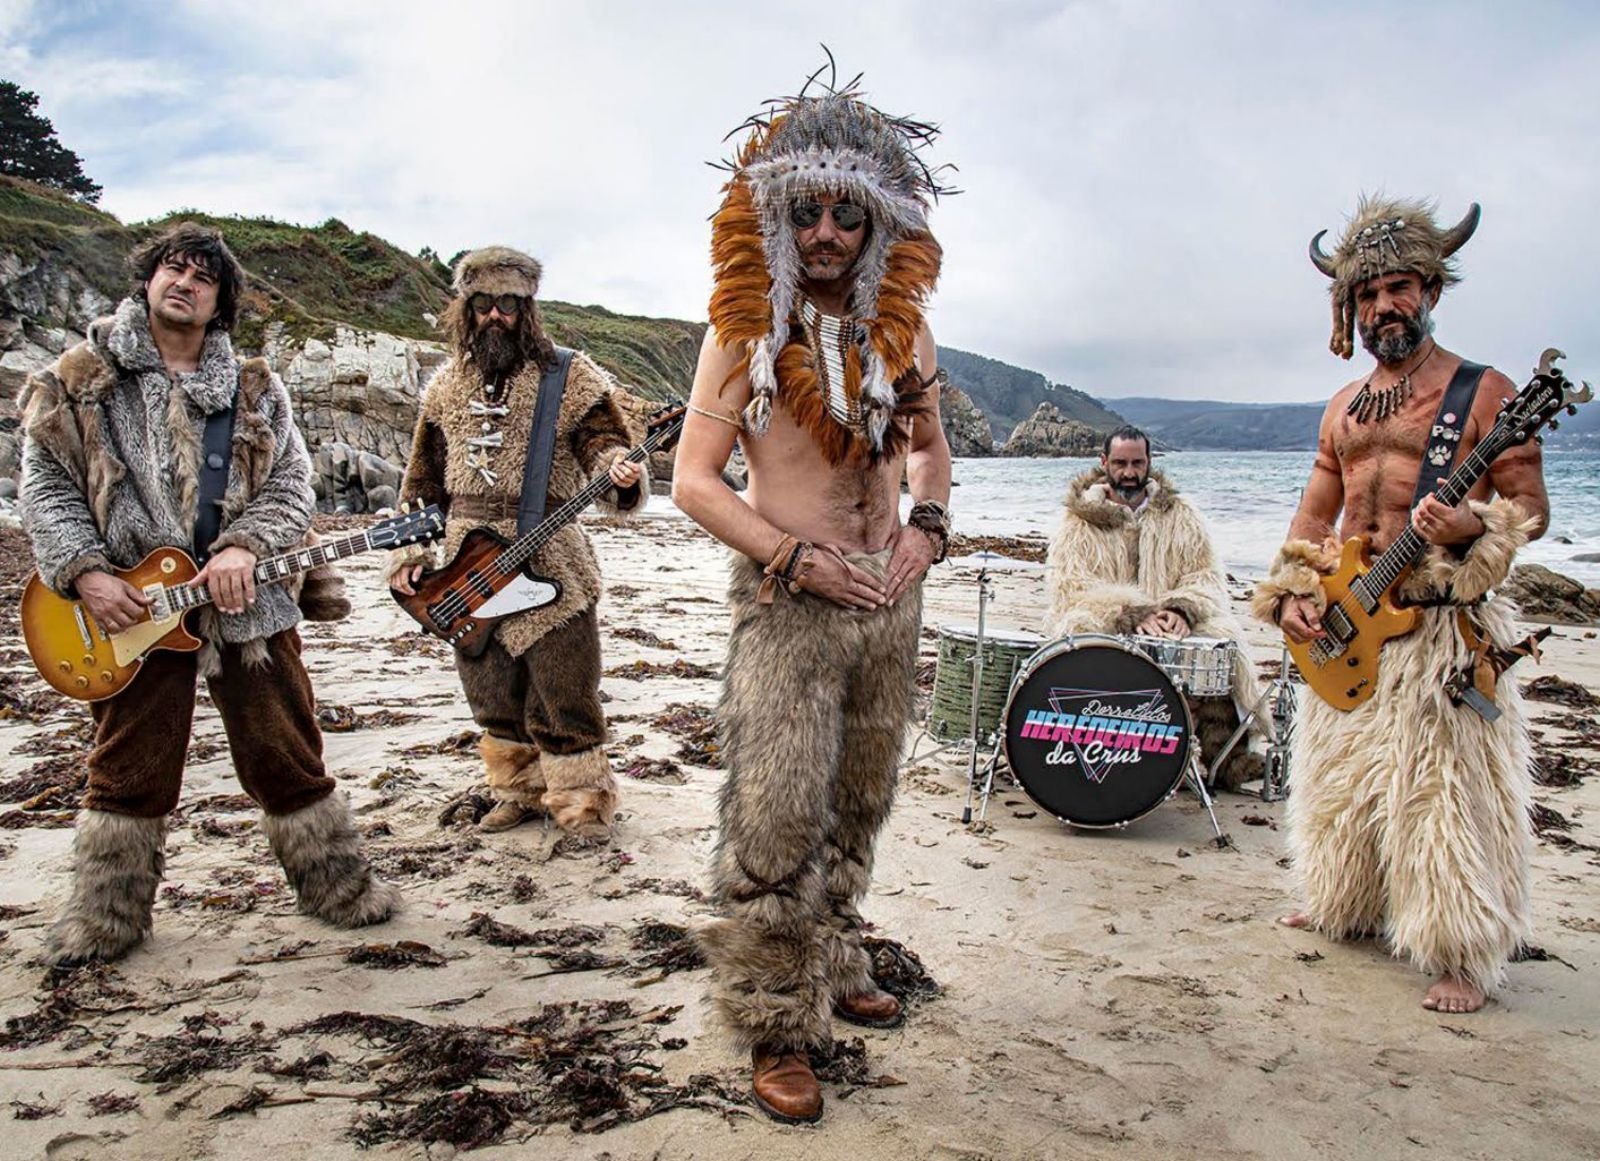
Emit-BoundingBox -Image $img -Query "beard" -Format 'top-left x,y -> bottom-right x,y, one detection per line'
801,242 -> 857,283
1359,298 -> 1435,364
469,320 -> 523,378
1111,474 -> 1148,502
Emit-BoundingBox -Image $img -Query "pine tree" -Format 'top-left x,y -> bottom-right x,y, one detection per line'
0,80 -> 102,203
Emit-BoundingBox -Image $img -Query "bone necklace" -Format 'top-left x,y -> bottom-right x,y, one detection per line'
466,377 -> 509,486
799,297 -> 866,432
1347,342 -> 1437,424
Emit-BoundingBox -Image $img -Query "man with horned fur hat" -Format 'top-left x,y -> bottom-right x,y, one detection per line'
673,66 -> 953,1123
1045,424 -> 1266,789
389,247 -> 647,836
18,222 -> 396,965
1253,196 -> 1549,1013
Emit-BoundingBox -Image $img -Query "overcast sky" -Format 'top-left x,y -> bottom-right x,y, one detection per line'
3,0 -> 1597,403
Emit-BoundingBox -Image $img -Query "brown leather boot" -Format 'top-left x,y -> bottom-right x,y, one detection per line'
751,1048 -> 823,1124
835,985 -> 903,1029
478,799 -> 535,832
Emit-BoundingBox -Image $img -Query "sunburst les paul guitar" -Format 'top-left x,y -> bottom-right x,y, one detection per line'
392,403 -> 685,656
1288,349 -> 1591,711
21,505 -> 445,701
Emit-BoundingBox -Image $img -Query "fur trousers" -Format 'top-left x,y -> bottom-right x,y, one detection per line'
1287,602 -> 1533,994
699,550 -> 922,1053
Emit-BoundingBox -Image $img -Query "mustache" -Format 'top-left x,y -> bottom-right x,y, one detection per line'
802,242 -> 848,259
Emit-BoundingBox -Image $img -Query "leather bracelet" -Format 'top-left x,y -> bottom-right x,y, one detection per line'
908,499 -> 951,564
757,535 -> 816,604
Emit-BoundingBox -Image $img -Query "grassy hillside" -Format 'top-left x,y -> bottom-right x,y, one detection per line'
0,176 -> 700,399
937,345 -> 1128,440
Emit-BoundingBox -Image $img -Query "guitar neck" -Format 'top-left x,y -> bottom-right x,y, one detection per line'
1355,438 -> 1503,604
497,423 -> 680,572
165,528 -> 381,613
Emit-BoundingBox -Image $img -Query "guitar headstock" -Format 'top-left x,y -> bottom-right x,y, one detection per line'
367,503 -> 447,548
646,399 -> 688,453
1487,348 -> 1592,454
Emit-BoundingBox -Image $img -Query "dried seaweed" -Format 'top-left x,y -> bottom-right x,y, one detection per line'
622,920 -> 707,978
85,1091 -> 139,1116
863,935 -> 941,1005
605,659 -> 719,681
650,702 -> 722,767
613,627 -> 678,650
133,1012 -> 272,1091
10,1095 -> 62,1120
1522,674 -> 1599,707
344,941 -> 447,970
352,1087 -> 526,1150
619,756 -> 687,784
0,963 -> 139,1050
401,728 -> 480,758
456,912 -> 541,948
1533,743 -> 1596,788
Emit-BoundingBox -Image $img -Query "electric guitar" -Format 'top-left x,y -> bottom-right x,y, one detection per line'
21,505 -> 445,702
392,402 -> 686,655
1288,349 -> 1590,711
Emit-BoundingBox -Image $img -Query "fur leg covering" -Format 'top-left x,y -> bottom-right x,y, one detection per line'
822,583 -> 921,1001
262,791 -> 399,927
481,734 -> 545,809
43,810 -> 166,966
1288,599 -> 1532,993
540,747 -> 618,837
1192,696 -> 1262,791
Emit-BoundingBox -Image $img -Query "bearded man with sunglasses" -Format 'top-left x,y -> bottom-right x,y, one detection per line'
389,247 -> 647,836
673,78 -> 953,1123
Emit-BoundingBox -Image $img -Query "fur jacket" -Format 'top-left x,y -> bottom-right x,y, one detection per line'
1045,467 -> 1261,715
392,349 -> 648,655
18,298 -> 321,649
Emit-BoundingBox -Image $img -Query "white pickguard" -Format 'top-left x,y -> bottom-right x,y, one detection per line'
476,574 -> 560,617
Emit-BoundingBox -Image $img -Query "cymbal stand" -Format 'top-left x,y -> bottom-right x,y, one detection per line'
1202,643 -> 1296,803
959,565 -> 997,824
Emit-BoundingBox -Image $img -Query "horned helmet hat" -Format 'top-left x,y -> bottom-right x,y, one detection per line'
1309,195 -> 1480,359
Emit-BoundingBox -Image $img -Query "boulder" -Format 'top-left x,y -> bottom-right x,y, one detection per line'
310,441 -> 403,515
1500,563 -> 1600,625
940,380 -> 995,457
1001,401 -> 1102,457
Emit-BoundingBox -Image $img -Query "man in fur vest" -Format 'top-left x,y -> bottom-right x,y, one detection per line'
1045,425 -> 1264,789
674,74 -> 954,1123
17,222 -> 397,966
388,246 -> 646,836
1254,196 -> 1548,1014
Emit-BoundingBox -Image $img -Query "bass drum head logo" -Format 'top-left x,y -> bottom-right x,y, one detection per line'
1003,640 -> 1193,827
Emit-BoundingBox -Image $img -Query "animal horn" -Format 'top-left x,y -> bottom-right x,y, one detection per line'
1308,230 -> 1337,277
1441,203 -> 1481,256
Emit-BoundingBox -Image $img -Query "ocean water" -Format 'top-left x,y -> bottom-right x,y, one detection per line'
943,451 -> 1600,586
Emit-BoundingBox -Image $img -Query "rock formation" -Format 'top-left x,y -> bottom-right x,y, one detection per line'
1499,564 -> 1600,625
940,379 -> 995,457
1000,401 -> 1102,457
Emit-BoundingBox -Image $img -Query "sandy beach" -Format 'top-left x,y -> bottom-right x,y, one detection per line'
1,511 -> 1597,1161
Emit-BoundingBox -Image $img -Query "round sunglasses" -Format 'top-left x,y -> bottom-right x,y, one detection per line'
788,200 -> 868,232
468,292 -> 525,316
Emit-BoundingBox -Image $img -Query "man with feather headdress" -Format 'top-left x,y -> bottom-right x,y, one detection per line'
673,63 -> 954,1122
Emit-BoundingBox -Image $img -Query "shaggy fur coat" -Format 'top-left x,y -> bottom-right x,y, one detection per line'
18,298 -> 317,649
1251,498 -> 1537,993
1045,467 -> 1262,721
393,351 -> 646,656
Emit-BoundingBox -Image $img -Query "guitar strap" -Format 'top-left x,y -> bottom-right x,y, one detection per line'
1410,360 -> 1488,510
516,346 -> 575,537
193,388 -> 239,564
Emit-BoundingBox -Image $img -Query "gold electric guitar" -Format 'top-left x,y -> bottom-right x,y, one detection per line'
1288,349 -> 1590,711
21,505 -> 444,701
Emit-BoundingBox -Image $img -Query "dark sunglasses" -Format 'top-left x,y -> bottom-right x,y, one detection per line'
788,200 -> 867,232
468,292 -> 524,316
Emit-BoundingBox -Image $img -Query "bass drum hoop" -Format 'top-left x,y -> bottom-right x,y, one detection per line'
1002,634 -> 1195,829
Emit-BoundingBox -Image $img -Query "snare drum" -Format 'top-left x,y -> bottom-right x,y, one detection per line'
1001,634 -> 1194,827
1129,635 -> 1235,698
929,625 -> 1044,743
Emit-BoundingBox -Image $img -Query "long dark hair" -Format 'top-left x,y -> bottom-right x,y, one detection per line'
129,222 -> 247,333
439,294 -> 556,372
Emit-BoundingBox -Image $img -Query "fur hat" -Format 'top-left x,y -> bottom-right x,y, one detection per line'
454,246 -> 542,299
709,62 -> 953,455
1309,196 -> 1480,360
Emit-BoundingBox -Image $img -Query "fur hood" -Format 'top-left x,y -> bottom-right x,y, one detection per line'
1065,467 -> 1180,529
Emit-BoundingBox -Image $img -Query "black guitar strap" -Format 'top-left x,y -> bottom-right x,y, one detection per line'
516,346 -> 574,537
1410,360 -> 1488,510
193,389 -> 238,564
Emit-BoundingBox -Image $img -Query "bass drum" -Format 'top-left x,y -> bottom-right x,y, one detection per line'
1002,635 -> 1195,828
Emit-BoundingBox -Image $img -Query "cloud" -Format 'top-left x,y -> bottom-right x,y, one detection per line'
4,0 -> 1597,403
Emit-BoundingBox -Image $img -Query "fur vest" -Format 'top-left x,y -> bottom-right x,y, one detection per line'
392,350 -> 647,655
1045,467 -> 1261,716
18,298 -> 319,651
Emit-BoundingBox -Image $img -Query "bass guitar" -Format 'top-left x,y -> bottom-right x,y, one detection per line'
1288,349 -> 1590,710
21,504 -> 445,702
392,402 -> 685,655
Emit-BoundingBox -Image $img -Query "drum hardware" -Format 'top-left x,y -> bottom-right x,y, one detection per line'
1194,643 -> 1296,803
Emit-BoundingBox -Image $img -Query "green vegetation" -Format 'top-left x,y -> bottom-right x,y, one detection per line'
938,345 -> 1127,440
0,81 -> 102,203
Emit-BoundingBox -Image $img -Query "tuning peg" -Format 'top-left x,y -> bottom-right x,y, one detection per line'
1535,434 -> 1544,444
1568,405 -> 1579,415
1549,419 -> 1561,430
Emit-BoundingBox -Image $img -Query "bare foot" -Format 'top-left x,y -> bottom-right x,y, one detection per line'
1422,974 -> 1486,1014
1277,911 -> 1313,928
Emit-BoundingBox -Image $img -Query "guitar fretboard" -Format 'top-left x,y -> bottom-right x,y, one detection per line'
166,529 -> 383,613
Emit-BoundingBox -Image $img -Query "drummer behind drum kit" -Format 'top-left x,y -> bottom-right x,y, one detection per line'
914,551 -> 1296,847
